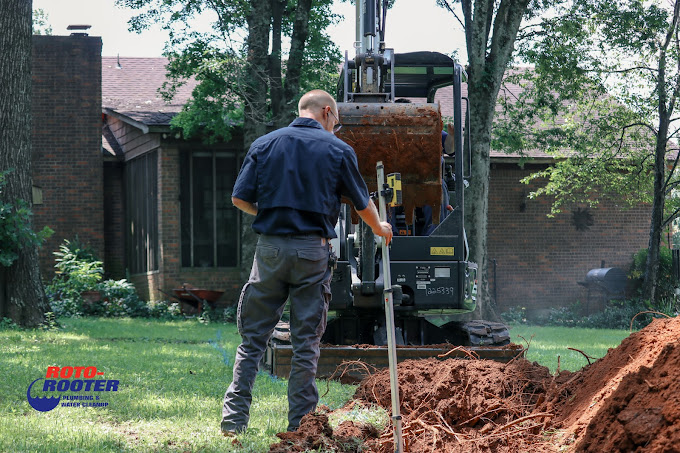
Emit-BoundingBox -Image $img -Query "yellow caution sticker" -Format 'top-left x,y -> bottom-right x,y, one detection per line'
430,247 -> 454,256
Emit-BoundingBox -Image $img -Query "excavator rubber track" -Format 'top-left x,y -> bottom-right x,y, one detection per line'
264,321 -> 524,380
264,342 -> 525,381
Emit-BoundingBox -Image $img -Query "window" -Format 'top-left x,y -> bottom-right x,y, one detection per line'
125,151 -> 159,274
180,150 -> 239,268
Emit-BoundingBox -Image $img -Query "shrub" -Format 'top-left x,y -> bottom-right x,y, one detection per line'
147,300 -> 183,320
629,247 -> 675,301
85,279 -> 149,318
0,171 -> 53,267
47,239 -> 103,302
536,298 -> 668,330
46,239 -> 147,319
500,306 -> 528,325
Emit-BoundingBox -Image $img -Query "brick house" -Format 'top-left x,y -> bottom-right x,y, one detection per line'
101,57 -> 244,303
32,38 -> 651,312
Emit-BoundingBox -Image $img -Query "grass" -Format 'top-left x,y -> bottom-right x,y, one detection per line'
0,318 -> 355,453
509,324 -> 631,373
1,318 -> 631,452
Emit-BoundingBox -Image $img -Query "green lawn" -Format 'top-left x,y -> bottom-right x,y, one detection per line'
0,318 -> 354,453
0,318 -> 630,452
509,324 -> 631,373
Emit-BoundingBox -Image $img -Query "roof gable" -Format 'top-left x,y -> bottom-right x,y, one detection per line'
102,56 -> 196,128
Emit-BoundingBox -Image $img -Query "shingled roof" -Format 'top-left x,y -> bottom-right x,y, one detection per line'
102,56 -> 196,129
101,56 -> 548,160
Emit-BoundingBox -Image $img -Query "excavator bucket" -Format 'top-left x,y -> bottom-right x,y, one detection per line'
336,102 -> 443,225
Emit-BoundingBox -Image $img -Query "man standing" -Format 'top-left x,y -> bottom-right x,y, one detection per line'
222,89 -> 393,435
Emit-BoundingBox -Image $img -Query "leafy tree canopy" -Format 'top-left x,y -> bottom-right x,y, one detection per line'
117,0 -> 343,143
496,0 -> 680,223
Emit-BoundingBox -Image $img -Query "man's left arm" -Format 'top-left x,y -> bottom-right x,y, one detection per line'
231,144 -> 258,215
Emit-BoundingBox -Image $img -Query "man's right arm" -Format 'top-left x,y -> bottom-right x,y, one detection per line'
338,147 -> 393,244
357,201 -> 393,245
232,197 -> 258,216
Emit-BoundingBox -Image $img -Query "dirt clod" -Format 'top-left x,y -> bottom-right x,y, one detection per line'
269,317 -> 680,452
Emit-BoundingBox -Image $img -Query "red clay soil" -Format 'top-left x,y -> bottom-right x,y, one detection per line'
269,317 -> 680,453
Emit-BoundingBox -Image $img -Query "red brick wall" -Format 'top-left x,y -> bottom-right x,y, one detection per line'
32,35 -> 103,278
487,162 -> 650,314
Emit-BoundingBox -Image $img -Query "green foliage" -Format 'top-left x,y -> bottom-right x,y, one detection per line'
32,8 -> 52,35
46,239 -> 149,319
0,172 -> 53,267
119,0 -> 342,143
45,239 -> 103,317
198,303 -> 238,324
52,239 -> 104,291
0,317 -> 19,330
524,298 -> 672,330
501,306 -> 528,325
88,279 -> 149,318
629,247 -> 675,300
147,300 -> 184,320
495,0 -> 680,222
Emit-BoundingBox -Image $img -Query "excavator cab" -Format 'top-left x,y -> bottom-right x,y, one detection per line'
323,50 -> 485,347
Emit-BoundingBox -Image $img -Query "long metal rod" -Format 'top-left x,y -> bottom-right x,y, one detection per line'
376,161 -> 404,453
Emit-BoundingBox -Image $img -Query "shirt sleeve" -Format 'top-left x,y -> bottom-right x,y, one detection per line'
232,145 -> 258,203
339,147 -> 370,211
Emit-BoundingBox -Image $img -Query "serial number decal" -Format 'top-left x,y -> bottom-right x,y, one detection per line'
430,247 -> 454,256
425,286 -> 456,296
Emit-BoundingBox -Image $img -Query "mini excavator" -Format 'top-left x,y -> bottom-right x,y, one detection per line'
264,0 -> 516,379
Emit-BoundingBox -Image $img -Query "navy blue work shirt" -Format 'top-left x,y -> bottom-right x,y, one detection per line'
232,117 -> 370,238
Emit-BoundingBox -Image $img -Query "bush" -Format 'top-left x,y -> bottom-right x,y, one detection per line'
532,298 -> 670,330
0,171 -> 53,267
46,239 -> 103,302
147,300 -> 183,320
500,306 -> 528,325
46,239 -> 148,319
197,303 -> 237,324
86,279 -> 149,318
629,247 -> 675,301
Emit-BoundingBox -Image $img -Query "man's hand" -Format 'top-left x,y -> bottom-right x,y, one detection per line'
372,221 -> 393,245
357,201 -> 393,245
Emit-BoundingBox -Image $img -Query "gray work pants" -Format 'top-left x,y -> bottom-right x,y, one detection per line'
221,234 -> 331,433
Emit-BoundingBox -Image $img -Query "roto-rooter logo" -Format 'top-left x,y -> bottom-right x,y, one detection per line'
26,366 -> 119,412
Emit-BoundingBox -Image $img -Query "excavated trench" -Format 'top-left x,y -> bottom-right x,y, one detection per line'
269,316 -> 680,453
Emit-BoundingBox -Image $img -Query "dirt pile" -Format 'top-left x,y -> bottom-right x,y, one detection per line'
545,316 -> 680,451
269,317 -> 680,452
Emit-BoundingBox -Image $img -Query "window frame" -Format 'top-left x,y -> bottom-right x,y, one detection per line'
180,149 -> 241,269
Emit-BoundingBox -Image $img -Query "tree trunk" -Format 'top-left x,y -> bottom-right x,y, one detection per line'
465,74 -> 501,320
0,0 -> 49,327
462,0 -> 530,319
239,1 -> 272,276
282,0 -> 312,124
643,116 -> 669,303
269,0 -> 284,127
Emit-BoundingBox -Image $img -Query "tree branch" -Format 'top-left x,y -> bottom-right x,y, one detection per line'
281,0 -> 312,123
662,207 -> 680,228
437,0 -> 465,31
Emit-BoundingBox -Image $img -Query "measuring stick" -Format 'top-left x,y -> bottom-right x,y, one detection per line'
376,161 -> 404,453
